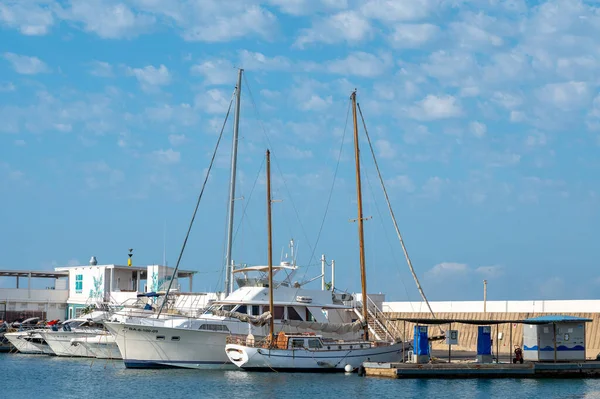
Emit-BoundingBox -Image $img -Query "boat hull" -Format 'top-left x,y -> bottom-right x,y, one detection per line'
72,334 -> 122,359
38,331 -> 103,357
4,332 -> 54,355
105,321 -> 236,369
225,342 -> 407,372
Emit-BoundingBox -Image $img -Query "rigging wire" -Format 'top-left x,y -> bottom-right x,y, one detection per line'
362,154 -> 416,312
357,102 -> 439,326
299,98 -> 351,283
242,75 -> 317,268
157,89 -> 236,317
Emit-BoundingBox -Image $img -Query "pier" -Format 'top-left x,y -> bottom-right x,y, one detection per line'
364,361 -> 600,379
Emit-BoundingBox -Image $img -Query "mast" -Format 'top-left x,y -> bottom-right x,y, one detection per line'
351,91 -> 369,341
266,149 -> 275,343
224,68 -> 243,297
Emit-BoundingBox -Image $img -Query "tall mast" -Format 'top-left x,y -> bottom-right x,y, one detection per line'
266,149 -> 275,343
351,91 -> 369,341
224,68 -> 243,297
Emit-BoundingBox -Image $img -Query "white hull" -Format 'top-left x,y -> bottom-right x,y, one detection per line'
105,318 -> 361,369
4,332 -> 54,355
39,330 -> 103,357
226,341 -> 407,371
105,322 -> 236,369
72,334 -> 122,359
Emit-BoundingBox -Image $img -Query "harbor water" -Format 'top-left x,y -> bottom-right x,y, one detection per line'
2,354 -> 600,398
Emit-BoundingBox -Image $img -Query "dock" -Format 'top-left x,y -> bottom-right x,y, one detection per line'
363,361 -> 600,379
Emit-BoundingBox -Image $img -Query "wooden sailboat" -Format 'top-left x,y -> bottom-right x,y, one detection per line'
224,92 -> 409,372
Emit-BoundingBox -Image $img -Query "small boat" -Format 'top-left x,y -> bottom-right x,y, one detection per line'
70,333 -> 121,359
226,138 -> 410,372
4,330 -> 55,354
226,332 -> 406,372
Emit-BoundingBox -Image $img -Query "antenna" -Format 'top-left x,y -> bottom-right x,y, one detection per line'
163,220 -> 167,266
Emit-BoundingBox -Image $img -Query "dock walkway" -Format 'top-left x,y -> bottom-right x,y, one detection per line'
364,361 -> 600,379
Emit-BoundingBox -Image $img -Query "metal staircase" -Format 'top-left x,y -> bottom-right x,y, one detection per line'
353,296 -> 403,342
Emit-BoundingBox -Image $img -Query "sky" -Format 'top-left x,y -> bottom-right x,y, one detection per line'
1,0 -> 600,302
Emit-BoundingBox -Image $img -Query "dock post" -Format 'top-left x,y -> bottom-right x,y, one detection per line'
403,320 -> 406,363
553,322 -> 557,363
509,322 -> 513,363
496,324 -> 499,363
448,322 -> 452,363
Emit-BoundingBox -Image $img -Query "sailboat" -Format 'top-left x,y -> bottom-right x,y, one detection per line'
104,70 -> 363,369
225,96 -> 409,372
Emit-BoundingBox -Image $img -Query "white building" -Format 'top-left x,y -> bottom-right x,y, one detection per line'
0,270 -> 69,321
54,262 -> 198,319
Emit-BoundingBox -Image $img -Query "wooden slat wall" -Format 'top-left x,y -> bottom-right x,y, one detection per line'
386,312 -> 600,360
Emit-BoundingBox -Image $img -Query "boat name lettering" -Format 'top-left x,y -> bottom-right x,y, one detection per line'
127,327 -> 159,333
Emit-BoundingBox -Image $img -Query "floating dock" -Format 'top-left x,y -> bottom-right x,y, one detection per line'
363,361 -> 600,379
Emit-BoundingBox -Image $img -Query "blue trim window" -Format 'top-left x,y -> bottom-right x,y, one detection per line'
75,274 -> 83,293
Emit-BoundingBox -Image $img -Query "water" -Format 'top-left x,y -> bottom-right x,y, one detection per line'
2,354 -> 600,399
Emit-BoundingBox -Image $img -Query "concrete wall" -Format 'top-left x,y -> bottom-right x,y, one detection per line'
383,300 -> 600,314
387,312 -> 600,360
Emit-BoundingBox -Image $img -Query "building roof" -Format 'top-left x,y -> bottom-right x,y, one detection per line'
389,317 -> 523,325
53,264 -> 196,278
522,315 -> 593,324
0,270 -> 68,278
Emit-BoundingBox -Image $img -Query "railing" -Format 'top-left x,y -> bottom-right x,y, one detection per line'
353,296 -> 404,342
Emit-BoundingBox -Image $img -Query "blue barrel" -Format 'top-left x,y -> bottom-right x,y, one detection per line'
477,326 -> 492,355
413,325 -> 429,356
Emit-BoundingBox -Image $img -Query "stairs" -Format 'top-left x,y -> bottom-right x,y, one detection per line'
353,298 -> 402,342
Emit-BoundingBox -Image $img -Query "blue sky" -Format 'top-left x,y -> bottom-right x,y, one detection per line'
1,0 -> 600,301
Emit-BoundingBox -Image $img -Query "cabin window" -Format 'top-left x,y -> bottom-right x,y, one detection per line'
236,305 -> 247,315
308,339 -> 322,349
198,324 -> 230,332
291,339 -> 305,348
274,306 -> 285,320
306,308 -> 316,322
171,336 -> 180,341
156,336 -> 165,340
222,305 -> 235,312
287,307 -> 303,321
251,305 -> 261,316
75,274 -> 83,293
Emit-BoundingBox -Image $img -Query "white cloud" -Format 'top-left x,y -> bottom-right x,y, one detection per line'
267,0 -> 347,16
470,121 -> 487,138
409,95 -> 463,120
0,82 -> 15,92
82,161 -> 125,189
3,53 -> 49,74
127,64 -> 171,90
180,5 -> 276,42
168,134 -> 187,146
152,148 -> 181,164
59,0 -> 155,39
374,139 -> 396,159
537,81 -> 591,111
386,175 -> 414,193
389,23 -> 439,48
194,89 -> 233,114
239,50 -> 291,71
427,262 -> 469,278
190,59 -> 235,85
284,144 -> 313,159
361,0 -> 437,22
525,131 -> 547,147
421,176 -> 449,199
326,52 -> 392,77
89,61 -> 113,77
475,265 -> 504,278
0,1 -> 54,35
14,139 -> 26,146
299,94 -> 332,111
295,10 -> 371,48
